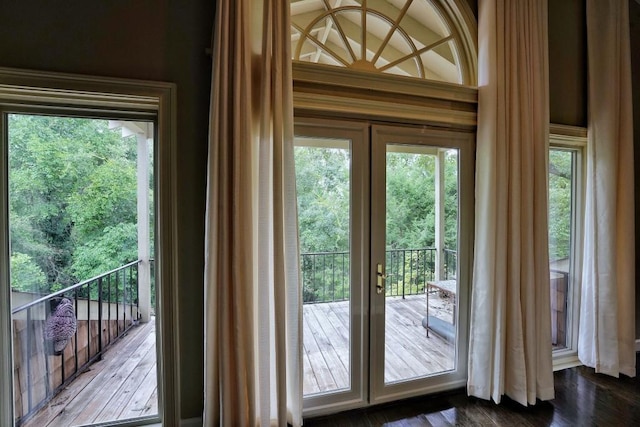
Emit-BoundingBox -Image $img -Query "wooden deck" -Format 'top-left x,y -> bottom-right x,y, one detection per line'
303,294 -> 455,396
20,296 -> 453,422
21,318 -> 157,427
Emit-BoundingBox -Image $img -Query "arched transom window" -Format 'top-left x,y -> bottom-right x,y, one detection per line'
291,0 -> 476,85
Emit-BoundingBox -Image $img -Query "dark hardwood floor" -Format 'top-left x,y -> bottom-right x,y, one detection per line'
304,354 -> 640,426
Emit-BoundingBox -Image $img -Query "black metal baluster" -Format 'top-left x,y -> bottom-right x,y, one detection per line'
422,249 -> 426,291
410,250 -> 414,295
130,264 -> 134,320
87,282 -> 91,361
74,289 -> 79,375
44,314 -> 51,399
26,307 -> 32,413
402,250 -> 406,299
321,254 -> 324,301
395,250 -> 399,296
122,269 -> 127,329
108,273 -> 111,345
331,253 -> 335,302
98,277 -> 103,355
115,271 -> 119,336
343,252 -> 347,301
444,249 -> 448,280
311,255 -> 316,303
136,263 -> 140,319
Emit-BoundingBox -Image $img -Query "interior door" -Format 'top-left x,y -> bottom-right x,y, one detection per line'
369,125 -> 474,404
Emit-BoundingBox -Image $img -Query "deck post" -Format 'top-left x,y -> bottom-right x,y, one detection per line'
137,126 -> 152,323
435,149 -> 446,281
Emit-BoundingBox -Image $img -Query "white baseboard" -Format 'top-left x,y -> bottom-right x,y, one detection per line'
636,339 -> 640,352
181,417 -> 203,427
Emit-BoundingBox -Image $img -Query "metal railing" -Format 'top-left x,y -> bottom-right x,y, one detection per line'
301,248 -> 458,303
300,251 -> 350,303
443,248 -> 457,280
11,261 -> 141,426
385,248 -> 437,298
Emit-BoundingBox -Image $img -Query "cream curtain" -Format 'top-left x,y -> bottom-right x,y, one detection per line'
468,0 -> 555,406
579,0 -> 635,378
203,0 -> 302,425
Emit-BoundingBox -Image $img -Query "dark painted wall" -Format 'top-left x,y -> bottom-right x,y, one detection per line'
0,0 -> 212,419
549,0 -> 587,126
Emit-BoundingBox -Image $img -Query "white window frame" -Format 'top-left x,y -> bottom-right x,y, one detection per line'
0,67 -> 180,426
549,123 -> 587,371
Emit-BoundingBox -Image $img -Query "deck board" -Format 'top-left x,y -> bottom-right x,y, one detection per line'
64,331 -> 156,426
303,295 -> 455,396
23,296 -> 454,422
21,319 -> 157,427
306,304 -> 350,388
93,343 -> 157,423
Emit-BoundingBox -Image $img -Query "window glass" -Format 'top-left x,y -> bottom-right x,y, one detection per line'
291,0 -> 465,84
548,148 -> 576,351
8,114 -> 158,426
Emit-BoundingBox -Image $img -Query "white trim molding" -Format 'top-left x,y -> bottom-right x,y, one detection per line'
293,62 -> 477,129
0,101 -> 12,427
0,67 -> 180,426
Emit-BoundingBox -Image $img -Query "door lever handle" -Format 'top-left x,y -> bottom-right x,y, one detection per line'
376,263 -> 386,294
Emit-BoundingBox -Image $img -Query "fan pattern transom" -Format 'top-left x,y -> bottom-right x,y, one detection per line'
291,0 -> 467,84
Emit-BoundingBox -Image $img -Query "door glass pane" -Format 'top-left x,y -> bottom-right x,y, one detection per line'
549,149 -> 575,350
294,137 -> 351,396
384,145 -> 457,384
9,114 -> 157,426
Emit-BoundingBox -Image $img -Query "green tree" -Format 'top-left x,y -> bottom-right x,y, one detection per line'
8,114 -> 144,294
10,252 -> 47,293
68,160 -> 136,239
71,223 -> 138,280
294,145 -> 461,302
294,146 -> 351,253
386,152 -> 436,249
549,150 -> 573,261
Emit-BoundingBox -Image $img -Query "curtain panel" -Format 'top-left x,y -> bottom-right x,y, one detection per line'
579,0 -> 635,378
204,0 -> 302,425
468,0 -> 555,406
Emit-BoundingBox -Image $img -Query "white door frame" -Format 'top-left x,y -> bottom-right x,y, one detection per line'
297,118 -> 370,417
369,124 -> 474,405
0,67 -> 180,426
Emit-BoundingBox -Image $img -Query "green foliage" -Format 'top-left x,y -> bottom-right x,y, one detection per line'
68,159 -> 137,240
443,151 -> 459,250
10,252 -> 47,293
71,223 -> 138,280
295,145 -> 460,302
294,146 -> 350,253
549,150 -> 573,261
295,144 -> 576,303
385,152 -> 436,249
8,114 -> 151,295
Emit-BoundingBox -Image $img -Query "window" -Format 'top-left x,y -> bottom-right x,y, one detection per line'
0,69 -> 179,427
290,0 -> 477,85
290,0 -> 478,417
548,125 -> 586,367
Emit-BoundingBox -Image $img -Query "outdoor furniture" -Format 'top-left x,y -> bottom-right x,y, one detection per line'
423,279 -> 457,342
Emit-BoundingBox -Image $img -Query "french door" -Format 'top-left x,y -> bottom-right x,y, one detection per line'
295,119 -> 473,415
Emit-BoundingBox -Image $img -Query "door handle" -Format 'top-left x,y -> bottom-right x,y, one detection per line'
376,263 -> 386,294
